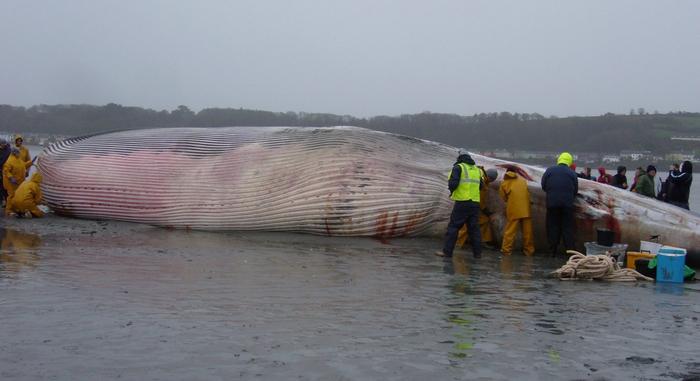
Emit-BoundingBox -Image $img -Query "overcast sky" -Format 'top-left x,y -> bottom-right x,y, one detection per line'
1,0 -> 699,117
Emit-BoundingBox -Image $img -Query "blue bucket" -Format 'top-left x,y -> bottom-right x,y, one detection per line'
656,246 -> 686,283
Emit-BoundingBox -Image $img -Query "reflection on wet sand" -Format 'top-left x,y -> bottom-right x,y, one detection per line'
0,217 -> 698,380
0,227 -> 41,273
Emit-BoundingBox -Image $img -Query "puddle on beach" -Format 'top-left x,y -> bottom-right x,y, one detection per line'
0,216 -> 699,380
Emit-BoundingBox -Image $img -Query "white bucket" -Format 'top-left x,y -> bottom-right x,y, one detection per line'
640,240 -> 663,255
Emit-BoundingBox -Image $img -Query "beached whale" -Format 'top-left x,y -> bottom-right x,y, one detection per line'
39,126 -> 700,264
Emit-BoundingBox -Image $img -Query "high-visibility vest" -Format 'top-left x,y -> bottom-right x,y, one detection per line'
450,163 -> 481,202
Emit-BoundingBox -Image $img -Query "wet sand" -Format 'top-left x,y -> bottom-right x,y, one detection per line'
1,215 -> 699,380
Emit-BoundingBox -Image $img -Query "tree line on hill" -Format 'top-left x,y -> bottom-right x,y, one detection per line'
1,103 -> 699,154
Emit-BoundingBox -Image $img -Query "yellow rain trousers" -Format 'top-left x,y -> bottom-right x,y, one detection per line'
7,172 -> 43,217
501,218 -> 535,256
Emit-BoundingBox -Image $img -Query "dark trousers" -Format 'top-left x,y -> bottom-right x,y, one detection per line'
442,201 -> 481,257
669,201 -> 690,210
546,207 -> 575,254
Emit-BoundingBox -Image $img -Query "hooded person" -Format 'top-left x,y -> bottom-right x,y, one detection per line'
541,152 -> 578,255
499,169 -> 535,256
6,172 -> 44,217
436,151 -> 483,258
635,165 -> 657,198
666,161 -> 693,210
597,167 -> 612,184
611,166 -> 628,189
630,167 -> 643,192
2,147 -> 32,202
14,134 -> 31,164
457,167 -> 498,249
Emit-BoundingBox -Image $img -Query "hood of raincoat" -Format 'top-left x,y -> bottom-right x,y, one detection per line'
681,161 -> 693,174
504,170 -> 518,180
598,167 -> 607,175
29,172 -> 42,184
499,170 -> 531,220
557,152 -> 573,166
456,153 -> 475,165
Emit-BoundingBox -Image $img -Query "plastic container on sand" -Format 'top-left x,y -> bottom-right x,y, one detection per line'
584,242 -> 628,256
656,246 -> 686,283
626,251 -> 656,269
640,240 -> 663,255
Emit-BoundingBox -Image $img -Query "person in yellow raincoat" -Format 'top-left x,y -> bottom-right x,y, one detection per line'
499,169 -> 535,256
14,134 -> 31,164
2,148 -> 32,201
457,167 -> 498,249
6,172 -> 43,217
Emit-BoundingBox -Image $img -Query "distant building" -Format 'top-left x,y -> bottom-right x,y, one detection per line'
620,150 -> 652,161
513,151 -> 558,160
602,154 -> 621,163
574,152 -> 601,164
665,152 -> 695,162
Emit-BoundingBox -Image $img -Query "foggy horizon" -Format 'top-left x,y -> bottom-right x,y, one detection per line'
2,0 -> 699,118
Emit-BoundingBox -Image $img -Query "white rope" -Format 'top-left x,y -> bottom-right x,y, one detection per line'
551,250 -> 654,282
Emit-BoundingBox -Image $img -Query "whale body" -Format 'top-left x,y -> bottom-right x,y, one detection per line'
39,126 -> 700,264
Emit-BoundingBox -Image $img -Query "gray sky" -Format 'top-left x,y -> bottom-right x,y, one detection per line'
1,0 -> 699,117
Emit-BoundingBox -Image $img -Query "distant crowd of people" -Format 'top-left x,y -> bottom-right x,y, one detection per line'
574,162 -> 693,210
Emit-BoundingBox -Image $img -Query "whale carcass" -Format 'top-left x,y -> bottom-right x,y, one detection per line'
39,126 -> 700,264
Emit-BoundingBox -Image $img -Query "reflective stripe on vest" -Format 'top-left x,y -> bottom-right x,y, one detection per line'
450,163 -> 481,201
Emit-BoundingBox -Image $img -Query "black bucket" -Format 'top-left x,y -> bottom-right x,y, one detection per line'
596,228 -> 615,247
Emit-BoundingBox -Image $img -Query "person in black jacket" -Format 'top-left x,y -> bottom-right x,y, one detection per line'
541,152 -> 578,255
0,139 -> 11,207
667,161 -> 693,210
611,166 -> 628,189
436,151 -> 483,259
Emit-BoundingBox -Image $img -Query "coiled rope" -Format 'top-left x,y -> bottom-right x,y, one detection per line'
552,250 -> 654,281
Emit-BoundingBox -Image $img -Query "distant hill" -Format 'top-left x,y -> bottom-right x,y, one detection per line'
1,104 -> 699,154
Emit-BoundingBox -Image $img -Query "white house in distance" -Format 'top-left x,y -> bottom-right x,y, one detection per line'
620,150 -> 651,161
665,152 -> 695,162
602,154 -> 621,163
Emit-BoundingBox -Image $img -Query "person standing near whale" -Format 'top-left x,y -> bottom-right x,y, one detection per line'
436,151 -> 483,259
541,152 -> 578,255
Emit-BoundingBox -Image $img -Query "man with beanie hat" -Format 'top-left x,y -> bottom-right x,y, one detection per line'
437,150 -> 483,258
541,152 -> 578,255
611,166 -> 628,189
635,165 -> 657,198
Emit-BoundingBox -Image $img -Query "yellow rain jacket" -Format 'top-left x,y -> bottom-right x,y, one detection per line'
499,170 -> 534,256
7,172 -> 43,217
15,135 -> 31,163
3,154 -> 31,198
499,170 -> 531,220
